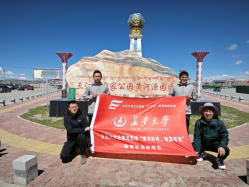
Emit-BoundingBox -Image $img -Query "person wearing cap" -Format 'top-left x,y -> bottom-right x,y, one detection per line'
168,71 -> 197,134
83,70 -> 110,125
192,103 -> 230,170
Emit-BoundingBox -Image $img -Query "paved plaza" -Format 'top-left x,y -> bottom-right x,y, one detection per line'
0,92 -> 248,186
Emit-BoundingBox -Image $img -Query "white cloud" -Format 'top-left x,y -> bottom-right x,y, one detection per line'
202,72 -> 249,82
16,73 -> 26,76
241,71 -> 249,76
231,54 -> 239,58
246,40 -> 249,43
235,60 -> 243,65
230,60 -> 244,65
0,67 -> 27,80
226,44 -> 237,50
18,77 -> 27,80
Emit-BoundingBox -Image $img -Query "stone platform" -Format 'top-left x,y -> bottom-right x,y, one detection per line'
49,98 -> 88,117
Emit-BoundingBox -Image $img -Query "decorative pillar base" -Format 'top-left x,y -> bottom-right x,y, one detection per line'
62,89 -> 67,98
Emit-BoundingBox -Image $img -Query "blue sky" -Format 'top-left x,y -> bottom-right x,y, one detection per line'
0,0 -> 248,82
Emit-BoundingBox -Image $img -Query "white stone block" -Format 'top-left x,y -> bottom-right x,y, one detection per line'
13,155 -> 38,185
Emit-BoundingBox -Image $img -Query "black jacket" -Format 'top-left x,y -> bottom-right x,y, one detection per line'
64,110 -> 91,147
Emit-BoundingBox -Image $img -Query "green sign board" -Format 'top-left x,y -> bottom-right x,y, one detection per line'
68,88 -> 75,100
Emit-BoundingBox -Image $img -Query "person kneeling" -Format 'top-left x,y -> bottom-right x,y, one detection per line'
192,103 -> 230,170
60,101 -> 91,165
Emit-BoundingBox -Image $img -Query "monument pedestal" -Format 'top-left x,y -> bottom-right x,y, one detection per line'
49,98 -> 88,117
191,100 -> 221,115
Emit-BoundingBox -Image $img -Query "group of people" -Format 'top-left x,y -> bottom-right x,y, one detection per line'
60,70 -> 229,170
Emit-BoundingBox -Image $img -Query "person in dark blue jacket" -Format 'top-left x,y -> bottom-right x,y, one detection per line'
192,103 -> 230,169
60,101 -> 91,164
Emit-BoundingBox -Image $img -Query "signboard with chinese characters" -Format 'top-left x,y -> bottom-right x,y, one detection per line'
33,68 -> 60,79
72,75 -> 178,99
41,69 -> 60,79
90,94 -> 195,156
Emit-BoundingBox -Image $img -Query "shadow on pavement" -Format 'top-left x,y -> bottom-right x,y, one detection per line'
0,149 -> 7,157
38,170 -> 44,176
238,175 -> 247,184
202,153 -> 219,169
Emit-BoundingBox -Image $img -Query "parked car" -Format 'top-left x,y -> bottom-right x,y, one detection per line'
213,86 -> 221,92
27,86 -> 34,90
0,85 -> 11,93
17,85 -> 25,91
7,85 -> 16,90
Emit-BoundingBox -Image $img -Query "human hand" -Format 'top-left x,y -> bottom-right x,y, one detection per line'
85,127 -> 91,131
195,152 -> 199,156
89,147 -> 92,152
186,94 -> 192,99
92,93 -> 98,98
218,147 -> 225,156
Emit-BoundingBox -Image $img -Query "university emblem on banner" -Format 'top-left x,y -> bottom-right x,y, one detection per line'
112,114 -> 128,129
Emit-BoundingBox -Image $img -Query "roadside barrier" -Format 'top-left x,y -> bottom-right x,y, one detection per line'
11,98 -> 15,104
225,95 -> 229,99
26,96 -> 29,100
19,97 -> 23,102
0,100 -> 5,106
31,95 -> 34,99
239,97 -> 244,102
220,94 -> 224,98
231,96 -> 236,100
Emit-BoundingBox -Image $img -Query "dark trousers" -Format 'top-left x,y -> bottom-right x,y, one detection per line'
60,133 -> 87,163
186,115 -> 190,134
199,143 -> 230,160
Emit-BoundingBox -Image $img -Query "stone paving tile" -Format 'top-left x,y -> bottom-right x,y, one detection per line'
0,92 -> 249,186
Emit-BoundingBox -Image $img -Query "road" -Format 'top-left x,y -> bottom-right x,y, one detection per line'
204,88 -> 249,102
0,87 -> 60,105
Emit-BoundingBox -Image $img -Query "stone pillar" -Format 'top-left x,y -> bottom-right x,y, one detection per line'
129,34 -> 143,57
56,52 -> 73,98
191,52 -> 210,101
62,62 -> 67,92
196,61 -> 203,101
137,38 -> 142,57
130,38 -> 134,50
13,155 -> 38,185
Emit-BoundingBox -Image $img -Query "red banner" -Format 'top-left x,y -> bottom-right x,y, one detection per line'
90,94 -> 195,156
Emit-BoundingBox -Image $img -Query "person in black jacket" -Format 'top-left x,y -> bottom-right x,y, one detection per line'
60,101 -> 91,164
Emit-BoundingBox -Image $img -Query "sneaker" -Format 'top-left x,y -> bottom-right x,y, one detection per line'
197,152 -> 207,162
80,155 -> 87,165
216,158 -> 226,170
